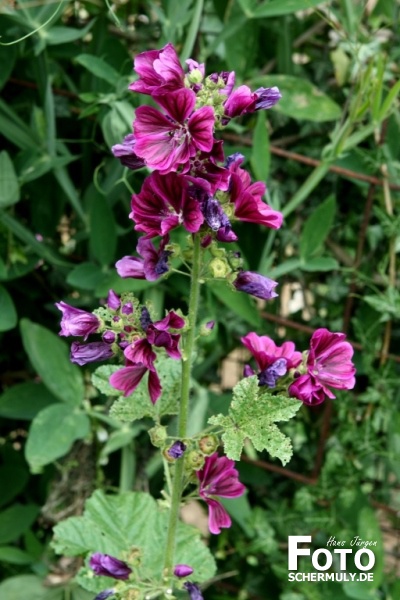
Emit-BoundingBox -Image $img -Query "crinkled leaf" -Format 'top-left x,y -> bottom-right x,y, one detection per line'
208,376 -> 301,464
96,358 -> 181,422
52,490 -> 216,593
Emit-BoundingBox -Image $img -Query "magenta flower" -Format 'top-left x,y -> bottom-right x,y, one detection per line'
111,134 -> 146,170
189,141 -> 230,193
233,271 -> 278,301
208,70 -> 236,96
115,255 -> 145,280
130,171 -> 204,238
289,328 -> 356,406
109,309 -> 184,403
107,290 -> 121,310
70,341 -> 115,366
241,332 -> 302,387
89,553 -> 131,580
223,84 -> 281,119
129,43 -> 185,95
116,236 -> 171,282
174,564 -> 193,577
55,302 -> 100,340
133,88 -> 215,173
196,453 -> 246,535
228,155 -> 283,230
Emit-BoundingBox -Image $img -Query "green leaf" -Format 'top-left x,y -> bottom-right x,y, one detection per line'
45,21 -> 95,45
0,504 -> 38,545
20,319 -> 84,406
208,376 -> 301,464
251,0 -> 325,18
250,75 -> 341,122
209,281 -> 262,328
104,358 -> 181,422
0,381 -> 57,420
0,99 -> 41,151
0,547 -> 33,565
300,195 -> 336,260
25,404 -> 90,472
0,465 -> 29,509
301,256 -> 339,272
0,152 -> 20,208
76,53 -> 119,86
357,507 -> 383,587
66,262 -> 104,291
52,490 -> 216,592
0,284 -> 17,331
101,101 -> 134,148
250,110 -> 270,181
94,272 -> 154,297
0,575 -> 58,600
89,192 -> 117,266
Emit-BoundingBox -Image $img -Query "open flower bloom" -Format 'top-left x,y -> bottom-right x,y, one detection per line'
133,88 -> 215,173
196,453 -> 246,534
109,309 -> 185,403
56,302 -> 100,340
89,553 -> 131,580
116,235 -> 171,282
289,328 -> 356,405
130,171 -> 204,238
241,332 -> 302,387
129,42 -> 185,95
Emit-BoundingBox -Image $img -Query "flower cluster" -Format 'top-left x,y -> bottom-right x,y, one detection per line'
56,292 -> 184,403
112,42 -> 282,302
242,328 -> 356,405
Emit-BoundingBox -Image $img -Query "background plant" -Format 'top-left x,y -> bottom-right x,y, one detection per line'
0,1 -> 399,599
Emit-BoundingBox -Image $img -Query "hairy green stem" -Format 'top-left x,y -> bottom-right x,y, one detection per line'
163,234 -> 202,580
119,442 -> 135,493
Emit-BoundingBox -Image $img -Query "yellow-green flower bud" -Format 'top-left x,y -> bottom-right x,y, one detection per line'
185,450 -> 205,471
148,425 -> 168,448
209,257 -> 230,279
198,435 -> 219,455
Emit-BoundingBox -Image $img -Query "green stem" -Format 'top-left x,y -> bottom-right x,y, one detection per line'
181,0 -> 204,61
163,234 -> 203,579
119,442 -> 135,493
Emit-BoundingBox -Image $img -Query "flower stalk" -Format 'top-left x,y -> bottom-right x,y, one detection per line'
163,233 -> 203,580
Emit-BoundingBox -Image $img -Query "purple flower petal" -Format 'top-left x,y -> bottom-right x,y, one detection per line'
70,341 -> 114,366
233,271 -> 278,301
89,553 -> 131,580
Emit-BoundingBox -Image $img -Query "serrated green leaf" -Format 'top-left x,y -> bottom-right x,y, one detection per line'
208,376 -> 301,464
52,490 -> 216,593
0,284 -> 17,331
0,151 -> 20,208
300,195 -> 336,260
100,358 -> 181,422
249,75 -> 341,122
20,319 -> 84,406
25,404 -> 90,472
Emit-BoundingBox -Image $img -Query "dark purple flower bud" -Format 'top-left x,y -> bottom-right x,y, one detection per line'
112,316 -> 121,323
70,341 -> 115,366
209,71 -> 235,96
203,198 -> 225,230
233,271 -> 278,301
102,330 -> 116,344
121,303 -> 133,315
55,302 -> 100,340
206,321 -> 215,330
254,86 -> 282,110
111,134 -> 146,171
140,307 -> 153,331
201,234 -> 213,248
107,290 -> 121,310
184,582 -> 204,600
258,358 -> 287,387
94,590 -> 115,600
167,441 -> 187,459
216,224 -> 238,243
174,564 -> 194,577
89,553 -> 132,580
243,364 -> 255,377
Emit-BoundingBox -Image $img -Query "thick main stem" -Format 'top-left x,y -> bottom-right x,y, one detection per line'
163,234 -> 202,579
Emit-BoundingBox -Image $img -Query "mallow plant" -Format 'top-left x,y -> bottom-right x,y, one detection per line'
52,43 -> 356,600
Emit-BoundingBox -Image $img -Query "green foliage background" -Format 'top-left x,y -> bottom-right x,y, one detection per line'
0,0 -> 399,599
